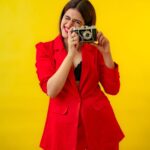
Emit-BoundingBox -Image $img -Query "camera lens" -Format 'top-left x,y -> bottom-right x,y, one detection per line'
83,31 -> 92,40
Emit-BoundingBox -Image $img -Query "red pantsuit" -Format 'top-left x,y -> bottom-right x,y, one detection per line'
35,35 -> 124,150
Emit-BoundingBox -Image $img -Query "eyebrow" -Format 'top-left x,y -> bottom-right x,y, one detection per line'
65,15 -> 83,24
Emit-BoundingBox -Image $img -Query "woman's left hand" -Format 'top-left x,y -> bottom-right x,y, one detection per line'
96,32 -> 110,55
92,31 -> 115,69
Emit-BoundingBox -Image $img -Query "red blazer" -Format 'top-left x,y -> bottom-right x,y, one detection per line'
35,35 -> 124,150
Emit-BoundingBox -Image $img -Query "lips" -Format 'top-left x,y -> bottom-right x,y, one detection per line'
64,27 -> 69,33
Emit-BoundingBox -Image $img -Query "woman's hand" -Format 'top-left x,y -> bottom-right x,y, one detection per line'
92,31 -> 115,69
96,32 -> 111,55
67,28 -> 79,57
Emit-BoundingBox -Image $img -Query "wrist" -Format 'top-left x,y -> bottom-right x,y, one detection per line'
102,52 -> 115,69
101,49 -> 111,57
66,53 -> 74,62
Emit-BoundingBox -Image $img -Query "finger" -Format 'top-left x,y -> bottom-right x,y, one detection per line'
97,31 -> 102,36
71,32 -> 75,38
99,33 -> 105,43
72,40 -> 79,45
100,36 -> 106,45
70,27 -> 76,36
99,35 -> 108,46
97,32 -> 103,41
72,32 -> 79,40
70,35 -> 78,43
101,37 -> 106,45
102,37 -> 109,45
73,36 -> 79,42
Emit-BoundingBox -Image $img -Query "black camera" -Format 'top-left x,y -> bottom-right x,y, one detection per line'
71,25 -> 97,42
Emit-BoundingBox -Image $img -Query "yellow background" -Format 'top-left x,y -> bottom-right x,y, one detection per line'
0,0 -> 150,149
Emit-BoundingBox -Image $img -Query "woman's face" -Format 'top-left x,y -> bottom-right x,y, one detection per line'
60,8 -> 85,39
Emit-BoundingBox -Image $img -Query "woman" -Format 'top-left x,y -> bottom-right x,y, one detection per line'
35,0 -> 124,150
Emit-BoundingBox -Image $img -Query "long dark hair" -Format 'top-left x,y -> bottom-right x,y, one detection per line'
59,0 -> 96,33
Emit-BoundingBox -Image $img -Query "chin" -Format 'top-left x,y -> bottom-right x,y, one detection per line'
61,31 -> 68,39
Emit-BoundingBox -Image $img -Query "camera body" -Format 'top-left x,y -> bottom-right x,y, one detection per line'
71,25 -> 97,42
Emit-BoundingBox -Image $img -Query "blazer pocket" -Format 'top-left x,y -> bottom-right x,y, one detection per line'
92,99 -> 110,111
52,104 -> 69,115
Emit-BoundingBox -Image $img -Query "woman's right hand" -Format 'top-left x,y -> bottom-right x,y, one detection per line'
67,28 -> 79,57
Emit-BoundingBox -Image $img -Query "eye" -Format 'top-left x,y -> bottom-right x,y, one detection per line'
65,16 -> 70,20
73,19 -> 82,26
76,20 -> 81,25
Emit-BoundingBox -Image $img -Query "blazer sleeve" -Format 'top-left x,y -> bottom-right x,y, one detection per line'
97,50 -> 120,95
35,42 -> 55,94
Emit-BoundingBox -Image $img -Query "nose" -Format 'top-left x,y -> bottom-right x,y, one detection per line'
66,20 -> 74,28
